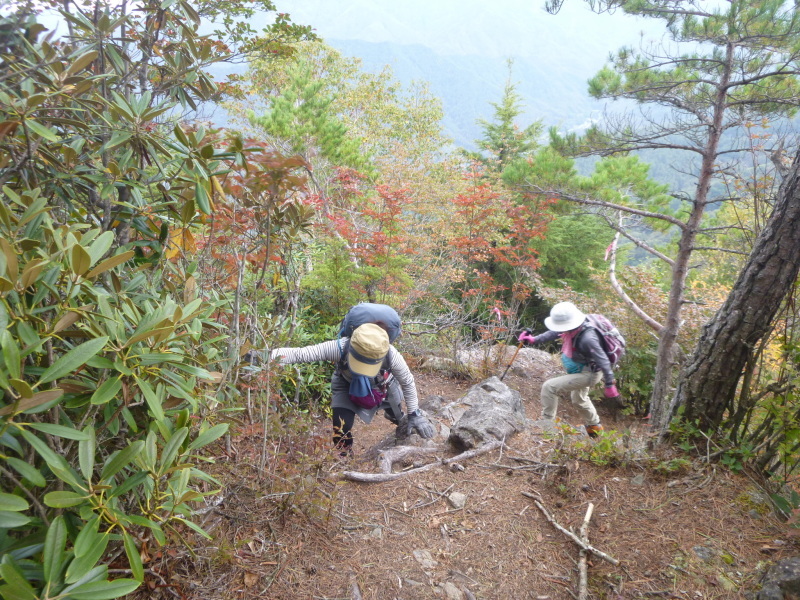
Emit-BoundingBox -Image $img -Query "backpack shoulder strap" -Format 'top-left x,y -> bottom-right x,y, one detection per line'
337,339 -> 350,375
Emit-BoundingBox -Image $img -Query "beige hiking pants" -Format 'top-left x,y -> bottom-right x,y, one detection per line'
540,367 -> 602,426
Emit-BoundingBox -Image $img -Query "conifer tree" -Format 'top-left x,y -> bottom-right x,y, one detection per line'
466,61 -> 543,175
542,0 -> 800,431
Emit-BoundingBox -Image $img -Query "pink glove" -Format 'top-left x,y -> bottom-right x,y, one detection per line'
604,385 -> 620,398
518,331 -> 536,344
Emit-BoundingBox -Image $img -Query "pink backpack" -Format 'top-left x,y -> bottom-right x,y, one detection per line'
584,314 -> 626,367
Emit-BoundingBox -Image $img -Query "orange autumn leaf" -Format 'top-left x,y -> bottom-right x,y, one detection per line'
165,227 -> 197,259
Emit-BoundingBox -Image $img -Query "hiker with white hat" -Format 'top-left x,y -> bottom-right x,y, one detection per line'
271,323 -> 436,455
518,302 -> 621,438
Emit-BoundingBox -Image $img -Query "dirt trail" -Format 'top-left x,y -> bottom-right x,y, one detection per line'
140,370 -> 795,600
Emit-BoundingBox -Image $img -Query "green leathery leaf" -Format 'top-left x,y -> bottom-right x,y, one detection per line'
27,422 -> 90,441
38,336 -> 108,384
188,423 -> 229,451
172,516 -> 211,539
0,511 -> 31,527
78,425 -> 96,481
0,493 -> 27,512
107,470 -> 147,499
159,427 -> 188,472
65,531 -> 110,584
123,532 -> 143,582
43,515 -> 66,583
195,181 -> 210,214
65,578 -> 141,600
73,516 -> 100,558
0,556 -> 37,600
90,376 -> 122,405
25,118 -> 59,141
65,50 -> 98,76
19,428 -> 71,472
100,441 -> 144,481
1,330 -> 20,379
5,457 -> 46,487
87,231 -> 114,265
85,250 -> 134,279
43,490 -> 87,508
134,377 -> 164,421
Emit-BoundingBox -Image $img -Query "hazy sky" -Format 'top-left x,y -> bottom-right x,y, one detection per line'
265,0 -> 668,142
272,0 -> 665,68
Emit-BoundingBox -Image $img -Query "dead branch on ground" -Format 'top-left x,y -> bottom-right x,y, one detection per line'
578,502 -> 594,600
521,491 -> 619,566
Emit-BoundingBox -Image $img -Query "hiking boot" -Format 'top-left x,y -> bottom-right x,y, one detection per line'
586,424 -> 604,438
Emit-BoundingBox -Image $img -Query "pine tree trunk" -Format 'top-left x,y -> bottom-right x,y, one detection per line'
675,149 -> 800,430
650,45 -> 734,432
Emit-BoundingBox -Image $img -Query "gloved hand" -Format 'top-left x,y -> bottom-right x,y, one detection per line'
604,384 -> 620,399
518,329 -> 536,345
407,410 -> 436,439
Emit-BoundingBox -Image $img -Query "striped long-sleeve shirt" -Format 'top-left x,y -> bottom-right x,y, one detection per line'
271,339 -> 420,413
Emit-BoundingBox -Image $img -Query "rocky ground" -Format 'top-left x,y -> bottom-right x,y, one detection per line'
131,347 -> 798,600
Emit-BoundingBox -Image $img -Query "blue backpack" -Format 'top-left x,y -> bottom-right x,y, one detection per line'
338,303 -> 402,343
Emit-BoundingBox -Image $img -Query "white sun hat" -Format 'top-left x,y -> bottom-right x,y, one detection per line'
544,302 -> 587,332
348,323 -> 390,377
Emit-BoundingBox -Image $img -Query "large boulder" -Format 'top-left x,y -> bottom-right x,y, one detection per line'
748,556 -> 800,599
419,344 -> 560,381
447,377 -> 526,449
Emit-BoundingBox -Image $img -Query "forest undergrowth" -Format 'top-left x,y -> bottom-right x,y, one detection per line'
129,369 -> 797,600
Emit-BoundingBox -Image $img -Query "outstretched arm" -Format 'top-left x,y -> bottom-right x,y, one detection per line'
270,339 -> 343,364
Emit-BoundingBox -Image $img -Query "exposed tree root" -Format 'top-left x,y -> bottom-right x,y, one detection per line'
341,440 -> 504,483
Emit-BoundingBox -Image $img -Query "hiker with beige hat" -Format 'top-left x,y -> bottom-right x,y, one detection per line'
271,323 -> 435,455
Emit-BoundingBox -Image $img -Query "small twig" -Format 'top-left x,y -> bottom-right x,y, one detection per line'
668,564 -> 690,575
478,463 -> 561,472
429,507 -> 466,517
684,466 -> 716,492
521,491 -> 619,566
411,483 -> 455,509
194,493 -> 227,515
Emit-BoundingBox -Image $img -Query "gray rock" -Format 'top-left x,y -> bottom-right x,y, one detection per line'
630,473 -> 645,486
418,356 -> 458,372
448,377 -> 526,449
530,418 -> 566,435
748,556 -> 800,599
447,492 -> 467,509
413,549 -> 438,571
693,546 -> 718,562
439,581 -> 464,600
420,395 -> 446,412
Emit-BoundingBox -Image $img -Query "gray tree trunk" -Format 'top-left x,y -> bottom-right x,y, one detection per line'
673,149 -> 800,430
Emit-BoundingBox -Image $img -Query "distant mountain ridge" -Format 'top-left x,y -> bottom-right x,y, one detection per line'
329,38 -> 605,149
274,0 -> 664,149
